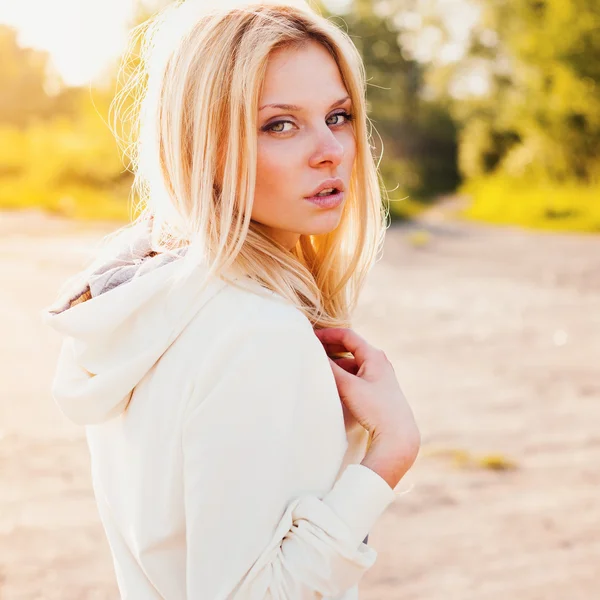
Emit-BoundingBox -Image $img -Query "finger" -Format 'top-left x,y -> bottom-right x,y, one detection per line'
328,357 -> 352,385
333,357 -> 359,375
315,328 -> 375,366
312,331 -> 350,355
321,342 -> 350,356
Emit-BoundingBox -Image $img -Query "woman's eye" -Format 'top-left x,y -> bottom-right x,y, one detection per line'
327,111 -> 353,126
267,120 -> 294,133
263,111 -> 353,134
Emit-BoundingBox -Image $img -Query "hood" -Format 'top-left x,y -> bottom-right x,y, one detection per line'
41,221 -> 233,426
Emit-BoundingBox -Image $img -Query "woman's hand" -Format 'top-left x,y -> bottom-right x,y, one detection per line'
314,327 -> 420,482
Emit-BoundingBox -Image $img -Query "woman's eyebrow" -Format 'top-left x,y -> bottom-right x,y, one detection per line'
259,95 -> 351,112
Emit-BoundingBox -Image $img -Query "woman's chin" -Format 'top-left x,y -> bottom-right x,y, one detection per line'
301,211 -> 344,236
258,211 -> 344,247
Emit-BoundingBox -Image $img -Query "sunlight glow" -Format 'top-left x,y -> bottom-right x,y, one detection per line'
0,0 -> 137,86
0,0 -> 348,86
0,0 -> 479,91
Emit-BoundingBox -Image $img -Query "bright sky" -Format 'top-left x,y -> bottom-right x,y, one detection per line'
0,0 -> 137,86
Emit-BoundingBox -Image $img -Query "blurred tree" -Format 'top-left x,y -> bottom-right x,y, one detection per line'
456,0 -> 600,184
383,0 -> 600,228
323,0 -> 460,208
0,26 -> 54,126
0,25 -> 90,126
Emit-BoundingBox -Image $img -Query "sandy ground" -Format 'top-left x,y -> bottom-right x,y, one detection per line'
0,203 -> 599,599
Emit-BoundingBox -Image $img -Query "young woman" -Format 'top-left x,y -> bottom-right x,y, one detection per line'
42,0 -> 420,597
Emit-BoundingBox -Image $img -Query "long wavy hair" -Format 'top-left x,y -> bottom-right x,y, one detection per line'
84,0 -> 389,328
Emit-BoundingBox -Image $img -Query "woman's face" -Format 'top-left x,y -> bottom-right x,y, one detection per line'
252,40 -> 357,250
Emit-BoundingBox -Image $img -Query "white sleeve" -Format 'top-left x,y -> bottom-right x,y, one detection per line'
181,316 -> 398,599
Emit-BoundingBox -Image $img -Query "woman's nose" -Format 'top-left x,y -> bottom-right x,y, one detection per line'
308,128 -> 345,169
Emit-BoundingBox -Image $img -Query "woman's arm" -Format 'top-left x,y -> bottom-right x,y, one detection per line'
181,312 -> 398,598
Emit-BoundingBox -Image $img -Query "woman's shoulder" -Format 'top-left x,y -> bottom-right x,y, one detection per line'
178,277 -> 330,410
208,276 -> 314,335
181,275 -> 318,361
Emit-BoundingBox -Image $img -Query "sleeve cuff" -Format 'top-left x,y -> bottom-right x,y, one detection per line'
321,463 -> 398,546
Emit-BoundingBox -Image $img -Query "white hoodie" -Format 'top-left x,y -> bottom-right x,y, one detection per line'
42,222 -> 404,599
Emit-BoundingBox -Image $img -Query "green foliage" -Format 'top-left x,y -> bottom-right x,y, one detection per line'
0,130 -> 131,220
0,21 -> 136,220
453,0 -> 600,228
461,175 -> 600,232
0,90 -> 132,220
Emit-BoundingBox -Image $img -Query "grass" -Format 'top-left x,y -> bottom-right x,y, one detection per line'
406,229 -> 432,247
459,176 -> 600,233
423,446 -> 518,472
0,180 -> 132,221
0,118 -> 135,222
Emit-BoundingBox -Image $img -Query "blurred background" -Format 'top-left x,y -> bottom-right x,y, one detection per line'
0,0 -> 598,598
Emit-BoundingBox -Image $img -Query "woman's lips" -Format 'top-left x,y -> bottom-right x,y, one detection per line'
303,190 -> 345,208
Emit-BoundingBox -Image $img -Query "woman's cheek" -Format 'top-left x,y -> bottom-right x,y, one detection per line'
340,131 -> 357,165
258,139 -> 302,189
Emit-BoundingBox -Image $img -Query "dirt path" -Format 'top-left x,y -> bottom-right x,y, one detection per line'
1,205 -> 599,599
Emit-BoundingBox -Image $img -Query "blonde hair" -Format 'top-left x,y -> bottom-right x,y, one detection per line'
106,0 -> 388,328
